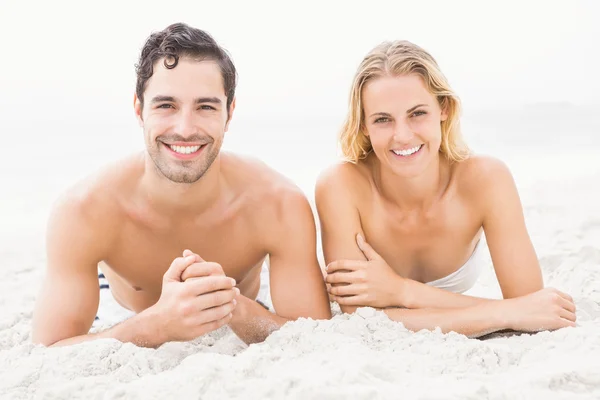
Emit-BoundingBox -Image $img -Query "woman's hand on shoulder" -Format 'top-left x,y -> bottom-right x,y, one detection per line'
325,234 -> 407,309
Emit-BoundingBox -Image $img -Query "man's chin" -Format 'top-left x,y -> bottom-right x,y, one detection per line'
152,163 -> 204,184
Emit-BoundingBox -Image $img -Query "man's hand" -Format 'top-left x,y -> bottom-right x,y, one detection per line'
150,252 -> 238,343
325,234 -> 406,308
180,249 -> 227,280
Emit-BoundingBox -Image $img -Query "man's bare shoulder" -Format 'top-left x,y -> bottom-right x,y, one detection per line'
48,154 -> 144,235
221,151 -> 313,227
221,151 -> 307,202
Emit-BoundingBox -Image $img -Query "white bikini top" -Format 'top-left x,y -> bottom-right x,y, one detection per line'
425,238 -> 486,293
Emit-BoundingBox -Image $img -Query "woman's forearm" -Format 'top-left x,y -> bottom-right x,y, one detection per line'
384,302 -> 508,338
400,278 -> 498,309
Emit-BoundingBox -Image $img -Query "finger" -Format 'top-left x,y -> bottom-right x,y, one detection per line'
325,271 -> 364,285
356,234 -> 382,261
196,287 -> 239,310
557,295 -> 576,314
326,260 -> 368,273
164,255 -> 197,282
182,249 -> 205,263
184,275 -> 236,296
558,317 -> 576,328
181,262 -> 225,281
329,283 -> 365,297
196,300 -> 237,325
195,309 -> 234,335
554,289 -> 574,304
559,308 -> 577,323
330,294 -> 367,306
326,284 -> 335,301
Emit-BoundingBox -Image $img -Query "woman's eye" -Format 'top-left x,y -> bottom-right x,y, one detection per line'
374,117 -> 390,123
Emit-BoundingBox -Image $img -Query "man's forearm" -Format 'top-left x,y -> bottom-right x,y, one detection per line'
49,308 -> 166,348
228,295 -> 289,344
400,278 -> 498,309
384,302 -> 509,338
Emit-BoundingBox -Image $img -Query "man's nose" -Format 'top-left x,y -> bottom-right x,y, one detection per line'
175,109 -> 197,138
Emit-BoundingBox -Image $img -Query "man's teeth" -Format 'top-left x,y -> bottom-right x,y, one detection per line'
393,145 -> 422,157
169,145 -> 201,154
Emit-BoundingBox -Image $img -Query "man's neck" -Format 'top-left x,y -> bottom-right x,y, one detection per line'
140,153 -> 223,216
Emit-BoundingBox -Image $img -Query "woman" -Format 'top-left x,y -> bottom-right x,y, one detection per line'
315,40 -> 576,338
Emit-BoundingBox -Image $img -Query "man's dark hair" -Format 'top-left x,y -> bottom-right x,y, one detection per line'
135,22 -> 237,114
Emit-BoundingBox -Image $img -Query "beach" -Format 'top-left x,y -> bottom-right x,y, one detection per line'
1,112 -> 599,399
1,1 -> 599,396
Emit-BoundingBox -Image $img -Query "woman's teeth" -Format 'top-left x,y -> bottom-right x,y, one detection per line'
392,145 -> 422,157
169,145 -> 201,154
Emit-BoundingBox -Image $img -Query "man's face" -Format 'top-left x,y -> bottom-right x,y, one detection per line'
135,58 -> 234,183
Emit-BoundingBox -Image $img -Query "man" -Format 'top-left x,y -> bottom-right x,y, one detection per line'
32,22 -> 331,348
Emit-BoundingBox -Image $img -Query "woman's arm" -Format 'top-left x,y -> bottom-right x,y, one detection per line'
470,156 -> 544,298
385,286 -> 576,337
387,156 -> 545,307
316,163 -> 497,311
315,162 -> 575,335
384,303 -> 507,338
315,164 -> 368,314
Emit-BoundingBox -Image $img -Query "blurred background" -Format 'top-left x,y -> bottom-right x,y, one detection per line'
0,0 -> 598,240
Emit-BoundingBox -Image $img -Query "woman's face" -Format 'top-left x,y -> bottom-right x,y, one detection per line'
362,73 -> 447,178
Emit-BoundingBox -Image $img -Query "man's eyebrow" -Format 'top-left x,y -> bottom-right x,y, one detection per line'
195,97 -> 222,104
150,95 -> 176,104
149,96 -> 223,104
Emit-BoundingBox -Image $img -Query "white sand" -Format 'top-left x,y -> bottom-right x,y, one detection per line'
1,172 -> 599,400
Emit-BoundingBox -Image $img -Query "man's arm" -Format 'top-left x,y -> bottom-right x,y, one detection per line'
228,189 -> 332,344
32,194 -> 165,347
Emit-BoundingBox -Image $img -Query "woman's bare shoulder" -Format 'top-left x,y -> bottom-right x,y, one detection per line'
453,154 -> 517,203
316,160 -> 371,197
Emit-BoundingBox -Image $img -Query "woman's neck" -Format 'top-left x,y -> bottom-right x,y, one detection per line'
372,154 -> 450,211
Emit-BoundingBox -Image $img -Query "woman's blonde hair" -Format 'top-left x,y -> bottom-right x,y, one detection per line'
339,40 -> 470,163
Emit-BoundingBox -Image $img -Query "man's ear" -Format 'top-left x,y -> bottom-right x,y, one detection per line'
134,93 -> 144,127
224,97 -> 236,132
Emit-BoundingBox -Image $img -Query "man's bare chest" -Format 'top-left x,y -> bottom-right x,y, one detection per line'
102,220 -> 267,296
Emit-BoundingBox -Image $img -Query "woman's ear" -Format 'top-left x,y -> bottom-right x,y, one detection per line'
439,98 -> 449,122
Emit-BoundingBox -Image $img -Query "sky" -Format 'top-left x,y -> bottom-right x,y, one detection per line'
0,0 -> 598,209
1,1 -> 599,120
